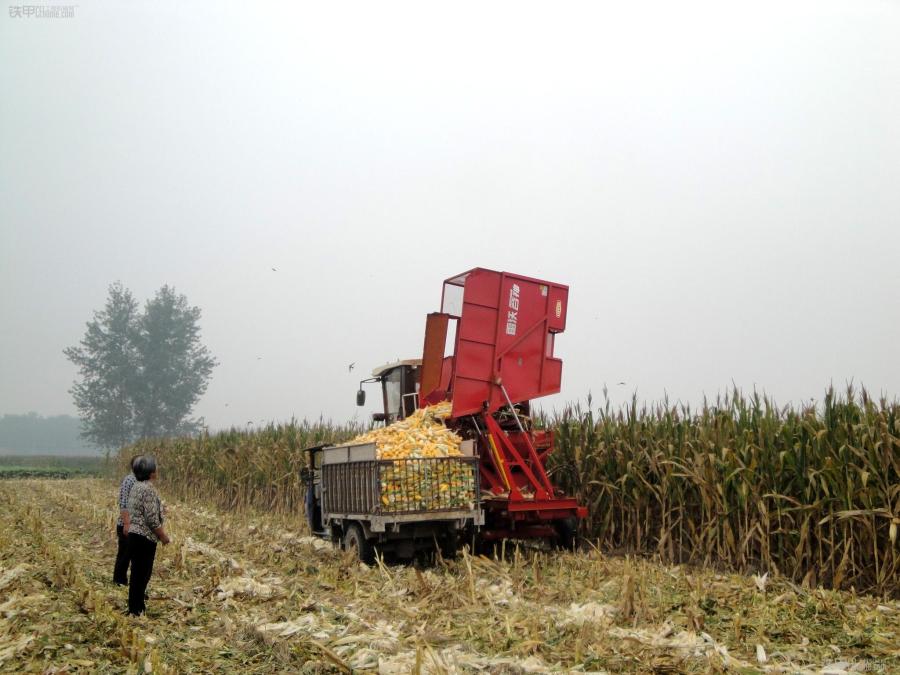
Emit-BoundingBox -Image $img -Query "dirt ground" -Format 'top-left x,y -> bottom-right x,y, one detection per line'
0,479 -> 897,673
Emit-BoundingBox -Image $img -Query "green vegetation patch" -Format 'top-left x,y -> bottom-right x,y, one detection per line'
0,455 -> 105,479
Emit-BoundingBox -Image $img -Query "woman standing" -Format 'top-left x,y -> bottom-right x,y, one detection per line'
126,455 -> 170,616
113,455 -> 141,585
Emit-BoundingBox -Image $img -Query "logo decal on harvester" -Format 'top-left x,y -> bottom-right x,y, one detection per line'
555,300 -> 562,319
505,284 -> 520,336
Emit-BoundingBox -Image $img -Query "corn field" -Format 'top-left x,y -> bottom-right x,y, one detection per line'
548,385 -> 900,597
122,386 -> 900,597
123,419 -> 363,513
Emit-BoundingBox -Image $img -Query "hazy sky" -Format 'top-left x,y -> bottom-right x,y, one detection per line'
2,1 -> 898,432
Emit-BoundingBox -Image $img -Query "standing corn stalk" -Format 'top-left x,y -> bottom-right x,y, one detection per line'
548,385 -> 899,597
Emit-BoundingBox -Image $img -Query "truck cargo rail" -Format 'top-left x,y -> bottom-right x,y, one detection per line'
322,456 -> 479,517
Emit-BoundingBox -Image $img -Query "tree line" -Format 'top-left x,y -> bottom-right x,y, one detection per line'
0,413 -> 98,455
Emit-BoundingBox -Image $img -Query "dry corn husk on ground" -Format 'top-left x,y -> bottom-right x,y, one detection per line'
349,402 -> 476,512
2,478 -> 899,674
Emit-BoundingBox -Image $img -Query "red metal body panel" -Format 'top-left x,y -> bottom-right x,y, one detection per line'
417,268 -> 584,541
420,313 -> 450,405
440,269 -> 568,418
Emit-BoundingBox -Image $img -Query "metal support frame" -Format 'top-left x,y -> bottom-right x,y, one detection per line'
482,414 -> 554,500
401,392 -> 419,419
499,383 -> 526,434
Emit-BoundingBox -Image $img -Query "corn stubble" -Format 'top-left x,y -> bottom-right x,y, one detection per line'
125,385 -> 899,596
5,478 -> 899,673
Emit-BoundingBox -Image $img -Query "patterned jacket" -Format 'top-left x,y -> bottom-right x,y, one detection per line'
117,473 -> 136,527
126,480 -> 164,543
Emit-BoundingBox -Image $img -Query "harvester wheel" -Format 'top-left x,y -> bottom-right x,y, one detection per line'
343,523 -> 375,564
553,517 -> 578,551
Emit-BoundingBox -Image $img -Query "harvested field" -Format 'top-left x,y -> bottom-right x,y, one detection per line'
1,479 -> 898,673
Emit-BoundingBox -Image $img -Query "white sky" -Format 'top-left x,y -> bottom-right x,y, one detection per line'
1,1 -> 899,432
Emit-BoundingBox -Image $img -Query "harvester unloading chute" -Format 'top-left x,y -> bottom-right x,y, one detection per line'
418,268 -> 585,544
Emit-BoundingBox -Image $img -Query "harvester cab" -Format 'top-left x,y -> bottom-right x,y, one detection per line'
356,359 -> 421,424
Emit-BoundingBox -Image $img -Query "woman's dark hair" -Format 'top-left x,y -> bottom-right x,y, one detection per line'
130,455 -> 143,471
133,455 -> 158,482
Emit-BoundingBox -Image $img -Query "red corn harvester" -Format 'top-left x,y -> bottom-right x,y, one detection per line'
359,268 -> 587,547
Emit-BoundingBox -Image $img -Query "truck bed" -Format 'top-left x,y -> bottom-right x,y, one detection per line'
320,443 -> 482,532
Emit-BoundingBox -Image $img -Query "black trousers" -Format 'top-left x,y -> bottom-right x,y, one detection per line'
113,524 -> 131,585
127,533 -> 157,615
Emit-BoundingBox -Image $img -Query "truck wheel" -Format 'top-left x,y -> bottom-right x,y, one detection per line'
343,523 -> 375,564
439,532 -> 459,561
553,517 -> 578,551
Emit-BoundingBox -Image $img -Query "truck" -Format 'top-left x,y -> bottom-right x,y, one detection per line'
303,435 -> 483,562
304,268 -> 586,561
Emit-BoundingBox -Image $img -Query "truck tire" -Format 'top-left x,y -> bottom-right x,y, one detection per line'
553,517 -> 578,551
439,532 -> 459,561
343,523 -> 375,564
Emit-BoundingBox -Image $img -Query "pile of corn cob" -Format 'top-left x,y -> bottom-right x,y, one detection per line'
350,402 -> 476,512
350,401 -> 460,459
